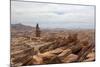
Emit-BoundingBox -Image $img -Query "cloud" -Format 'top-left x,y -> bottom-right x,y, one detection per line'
11,1 -> 95,29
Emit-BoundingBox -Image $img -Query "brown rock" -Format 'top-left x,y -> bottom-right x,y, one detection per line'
84,52 -> 95,62
62,54 -> 78,63
58,48 -> 72,57
49,48 -> 64,54
32,55 -> 44,64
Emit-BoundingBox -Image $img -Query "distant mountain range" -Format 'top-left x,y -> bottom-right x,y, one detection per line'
11,23 -> 35,32
11,23 -> 66,32
11,23 -> 94,33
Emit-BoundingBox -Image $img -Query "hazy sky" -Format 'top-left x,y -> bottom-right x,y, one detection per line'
11,1 -> 95,29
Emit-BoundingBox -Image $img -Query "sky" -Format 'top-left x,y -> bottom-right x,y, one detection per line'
11,0 -> 95,29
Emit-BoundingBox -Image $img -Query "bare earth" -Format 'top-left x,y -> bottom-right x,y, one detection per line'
11,24 -> 95,67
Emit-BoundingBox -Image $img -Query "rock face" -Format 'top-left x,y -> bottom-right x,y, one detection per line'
58,49 -> 72,57
11,40 -> 95,66
84,52 -> 95,62
61,54 -> 78,63
11,24 -> 95,66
